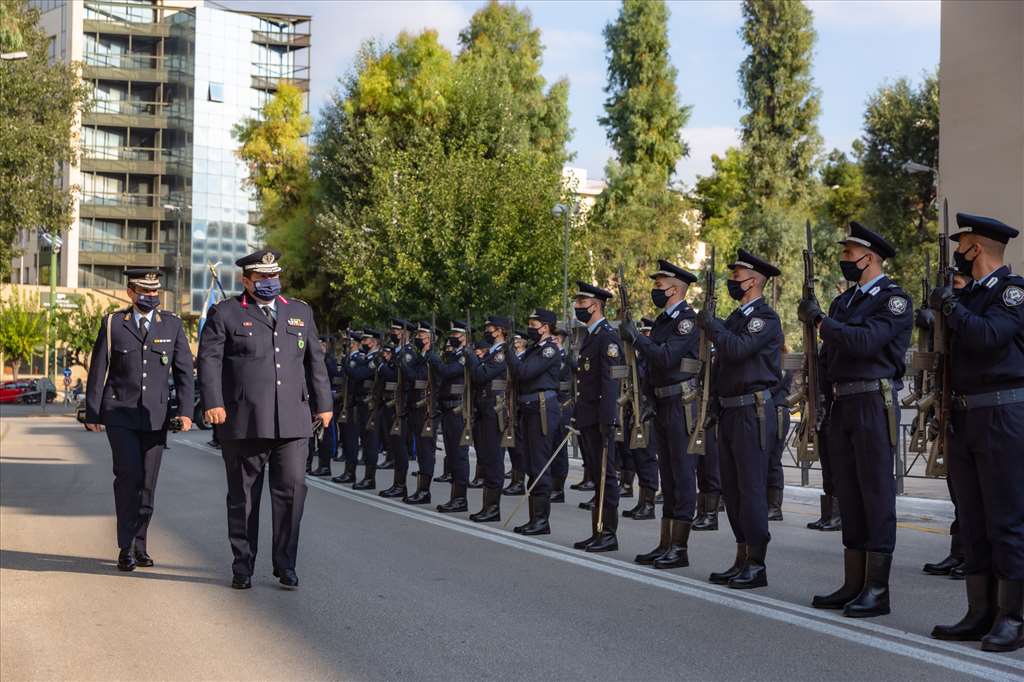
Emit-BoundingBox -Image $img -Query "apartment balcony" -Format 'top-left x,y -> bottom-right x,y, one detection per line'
251,74 -> 309,93
82,53 -> 176,84
83,99 -> 169,129
81,146 -> 189,175
252,30 -> 310,49
83,17 -> 171,39
83,1 -> 174,38
79,248 -> 165,268
79,192 -> 172,221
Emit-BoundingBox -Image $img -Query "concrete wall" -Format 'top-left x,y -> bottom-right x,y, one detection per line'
939,1 -> 1024,270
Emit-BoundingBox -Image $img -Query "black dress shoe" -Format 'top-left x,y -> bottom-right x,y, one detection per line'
133,550 -> 154,568
434,472 -> 453,483
379,457 -> 395,470
274,567 -> 299,588
352,477 -> 377,490
310,467 -> 333,477
332,472 -> 357,484
550,489 -> 565,503
468,477 -> 484,489
231,574 -> 251,589
578,495 -> 596,511
572,480 -> 596,492
923,553 -> 963,576
950,564 -> 967,580
379,484 -> 407,499
117,548 -> 136,572
619,484 -> 634,499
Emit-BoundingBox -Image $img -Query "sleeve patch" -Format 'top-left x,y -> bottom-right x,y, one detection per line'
887,296 -> 909,315
542,345 -> 557,359
494,352 -> 505,363
747,317 -> 765,334
606,343 -> 620,358
1003,286 -> 1024,307
677,319 -> 694,335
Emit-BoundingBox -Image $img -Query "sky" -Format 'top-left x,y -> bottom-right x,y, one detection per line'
219,0 -> 940,187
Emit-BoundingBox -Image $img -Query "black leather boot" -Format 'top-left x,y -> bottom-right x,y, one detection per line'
636,518 -> 672,565
812,548 -> 865,609
820,496 -> 842,531
767,487 -> 784,521
571,479 -> 596,492
378,454 -> 395,470
515,495 -> 551,535
728,543 -> 767,589
437,482 -> 468,513
403,474 -> 432,505
843,551 -> 891,617
981,580 -> 1024,652
379,469 -> 408,498
117,547 -> 136,572
470,487 -> 501,523
578,494 -> 596,511
620,471 -> 634,498
693,493 -> 719,531
932,573 -> 996,641
923,535 -> 964,575
502,470 -> 525,496
331,462 -> 357,484
654,520 -> 691,569
353,463 -> 377,490
586,508 -> 619,553
551,476 -> 566,503
624,487 -> 656,520
468,463 -> 484,489
710,544 -> 747,584
806,494 -> 830,529
573,506 -> 600,550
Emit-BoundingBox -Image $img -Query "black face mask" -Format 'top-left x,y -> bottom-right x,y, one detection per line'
651,287 -> 670,309
954,247 -> 976,276
526,327 -> 542,343
389,333 -> 400,345
574,306 -> 592,324
413,337 -> 425,351
483,331 -> 495,346
840,254 -> 869,282
727,278 -> 752,301
448,336 -> 461,349
360,343 -> 371,353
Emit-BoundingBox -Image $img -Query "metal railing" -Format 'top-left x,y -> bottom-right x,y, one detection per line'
80,191 -> 160,208
90,99 -> 167,116
83,146 -> 188,164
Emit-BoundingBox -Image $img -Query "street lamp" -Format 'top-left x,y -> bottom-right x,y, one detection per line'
39,230 -> 63,398
552,202 -> 578,328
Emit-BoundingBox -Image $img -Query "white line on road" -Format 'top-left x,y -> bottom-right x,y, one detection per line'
178,439 -> 1024,681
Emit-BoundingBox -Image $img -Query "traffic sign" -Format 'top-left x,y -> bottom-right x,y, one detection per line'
63,367 -> 72,378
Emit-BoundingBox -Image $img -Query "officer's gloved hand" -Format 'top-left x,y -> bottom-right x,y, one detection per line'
914,308 -> 935,332
696,308 -> 715,330
619,320 -> 639,344
797,296 -> 823,325
928,286 -> 957,314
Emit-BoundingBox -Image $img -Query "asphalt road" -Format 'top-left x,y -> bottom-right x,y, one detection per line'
2,414 -> 1023,681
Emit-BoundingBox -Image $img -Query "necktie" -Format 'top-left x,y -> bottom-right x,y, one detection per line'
261,305 -> 275,325
139,316 -> 149,339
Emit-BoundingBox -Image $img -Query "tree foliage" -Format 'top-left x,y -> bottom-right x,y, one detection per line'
54,299 -> 119,370
0,0 -> 91,279
0,294 -> 45,380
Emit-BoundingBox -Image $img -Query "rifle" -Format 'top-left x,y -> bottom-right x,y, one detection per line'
336,329 -> 351,425
615,266 -> 646,450
365,355 -> 384,433
793,221 -> 822,463
500,302 -> 518,448
926,198 -> 954,477
421,312 -> 438,438
389,332 -> 406,436
903,253 -> 934,455
460,308 -> 474,447
687,246 -> 716,455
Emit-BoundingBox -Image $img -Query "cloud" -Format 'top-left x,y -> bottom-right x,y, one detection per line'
677,126 -> 741,187
806,1 -> 940,29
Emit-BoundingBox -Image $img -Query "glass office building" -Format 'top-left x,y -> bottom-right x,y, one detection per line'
22,0 -> 310,314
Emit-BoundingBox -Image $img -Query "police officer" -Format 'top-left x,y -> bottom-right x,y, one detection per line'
402,321 -> 440,505
331,331 -> 364,484
85,268 -> 194,571
806,338 -> 842,533
503,331 -> 529,497
930,213 -> 1024,652
379,320 -> 414,499
551,328 -> 575,503
506,309 -> 562,535
697,249 -> 783,589
354,329 -> 383,490
570,286 -> 624,552
620,261 -> 699,568
800,222 -> 912,617
429,321 -> 471,513
465,316 -> 510,521
309,335 -> 339,477
198,249 -> 332,590
767,360 -> 793,521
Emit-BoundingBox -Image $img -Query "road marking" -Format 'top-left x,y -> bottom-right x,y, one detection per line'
178,439 -> 1024,680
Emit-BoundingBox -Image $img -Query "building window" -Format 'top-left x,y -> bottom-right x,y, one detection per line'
208,82 -> 224,102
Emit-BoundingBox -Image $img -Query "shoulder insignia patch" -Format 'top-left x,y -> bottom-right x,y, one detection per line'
458,356 -> 466,365
349,361 -> 356,368
495,352 -> 505,363
677,319 -> 694,335
1003,285 -> 1024,307
404,352 -> 414,363
542,345 -> 557,359
670,310 -> 679,319
887,297 -> 908,316
747,317 -> 766,334
607,343 -> 620,358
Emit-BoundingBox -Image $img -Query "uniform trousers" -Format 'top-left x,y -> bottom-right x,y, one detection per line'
698,425 -> 721,496
519,396 -> 560,496
579,423 -> 619,511
106,426 -> 165,551
551,400 -> 572,484
767,405 -> 790,490
440,406 -> 470,485
473,406 -> 503,490
653,396 -> 697,519
410,408 -> 439,479
385,405 -> 409,480
339,405 -> 360,467
719,402 -> 774,547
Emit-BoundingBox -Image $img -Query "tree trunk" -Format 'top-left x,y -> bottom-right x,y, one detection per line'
11,359 -> 21,381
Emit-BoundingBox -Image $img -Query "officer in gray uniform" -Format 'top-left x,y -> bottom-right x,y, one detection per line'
198,249 -> 332,590
86,268 -> 194,571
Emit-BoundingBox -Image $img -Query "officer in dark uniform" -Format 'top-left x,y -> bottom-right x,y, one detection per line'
402,321 -> 440,504
619,313 -> 660,522
552,328 -> 575,503
353,330 -> 384,490
570,285 -> 624,552
465,316 -> 510,521
309,335 -> 339,477
697,249 -> 783,589
379,319 -> 414,499
799,222 -> 912,617
85,268 -> 194,571
198,249 -> 332,590
930,213 -> 1024,652
767,362 -> 793,520
331,331 -> 364,484
503,331 -> 529,497
506,309 -> 561,535
806,339 -> 842,532
693,418 -> 722,531
620,261 -> 700,568
429,320 -> 471,513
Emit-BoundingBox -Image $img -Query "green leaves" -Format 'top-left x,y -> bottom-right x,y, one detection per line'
0,294 -> 45,379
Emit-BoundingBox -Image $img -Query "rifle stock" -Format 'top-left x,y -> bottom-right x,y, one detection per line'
421,311 -> 437,438
688,246 -> 716,455
795,220 -> 821,464
927,198 -> 953,478
616,266 -> 647,450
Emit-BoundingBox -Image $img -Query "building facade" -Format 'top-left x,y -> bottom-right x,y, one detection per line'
15,0 -> 310,314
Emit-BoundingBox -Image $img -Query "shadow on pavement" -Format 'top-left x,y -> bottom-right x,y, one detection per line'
0,548 -> 224,586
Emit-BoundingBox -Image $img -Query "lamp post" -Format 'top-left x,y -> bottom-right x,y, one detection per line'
163,204 -> 186,312
552,202 -> 577,327
40,231 -> 63,406
901,160 -> 940,196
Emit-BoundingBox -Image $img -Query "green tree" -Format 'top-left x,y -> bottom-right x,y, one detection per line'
54,299 -> 119,370
693,147 -> 748,266
0,0 -> 91,279
588,0 -> 695,311
814,149 -> 869,295
0,295 -> 46,380
858,72 -> 939,290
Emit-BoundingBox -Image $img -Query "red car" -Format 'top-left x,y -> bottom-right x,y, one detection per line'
0,379 -> 58,404
0,381 -> 33,404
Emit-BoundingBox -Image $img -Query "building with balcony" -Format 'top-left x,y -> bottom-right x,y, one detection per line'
13,0 -> 311,314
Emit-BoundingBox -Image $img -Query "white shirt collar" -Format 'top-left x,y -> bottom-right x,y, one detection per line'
257,299 -> 277,312
665,300 -> 684,317
133,308 -> 154,325
858,273 -> 885,293
978,267 -> 1002,286
740,297 -> 762,314
587,316 -> 605,334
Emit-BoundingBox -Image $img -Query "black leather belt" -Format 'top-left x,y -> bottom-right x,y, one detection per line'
490,379 -> 507,391
384,382 -> 398,391
719,389 -> 772,408
519,390 -> 557,404
654,379 -> 698,399
449,384 -> 464,395
953,387 -> 1024,411
558,381 -> 571,392
833,379 -> 883,398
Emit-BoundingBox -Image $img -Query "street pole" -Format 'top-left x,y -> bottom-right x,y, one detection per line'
175,211 -> 182,313
562,209 -> 569,327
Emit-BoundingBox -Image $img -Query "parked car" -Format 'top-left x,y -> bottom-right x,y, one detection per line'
21,378 -> 57,404
0,381 -> 32,404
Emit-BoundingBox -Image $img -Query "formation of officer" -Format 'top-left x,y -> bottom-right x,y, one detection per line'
428,321 -> 472,512
85,268 -> 194,571
197,249 -> 332,590
464,316 -> 510,521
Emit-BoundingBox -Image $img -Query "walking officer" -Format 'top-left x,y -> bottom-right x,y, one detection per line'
465,316 -> 510,522
619,260 -> 699,568
429,320 -> 472,513
506,308 -> 562,535
570,285 -> 624,552
697,249 -> 783,589
402,321 -> 440,505
198,249 -> 332,590
929,213 -> 1024,652
85,268 -> 193,571
799,222 -> 911,617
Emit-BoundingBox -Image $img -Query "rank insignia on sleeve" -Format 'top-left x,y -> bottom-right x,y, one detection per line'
607,343 -> 620,358
747,318 -> 765,333
887,297 -> 908,315
1003,286 -> 1024,307
543,346 -> 557,359
677,319 -> 694,335
287,318 -> 304,327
